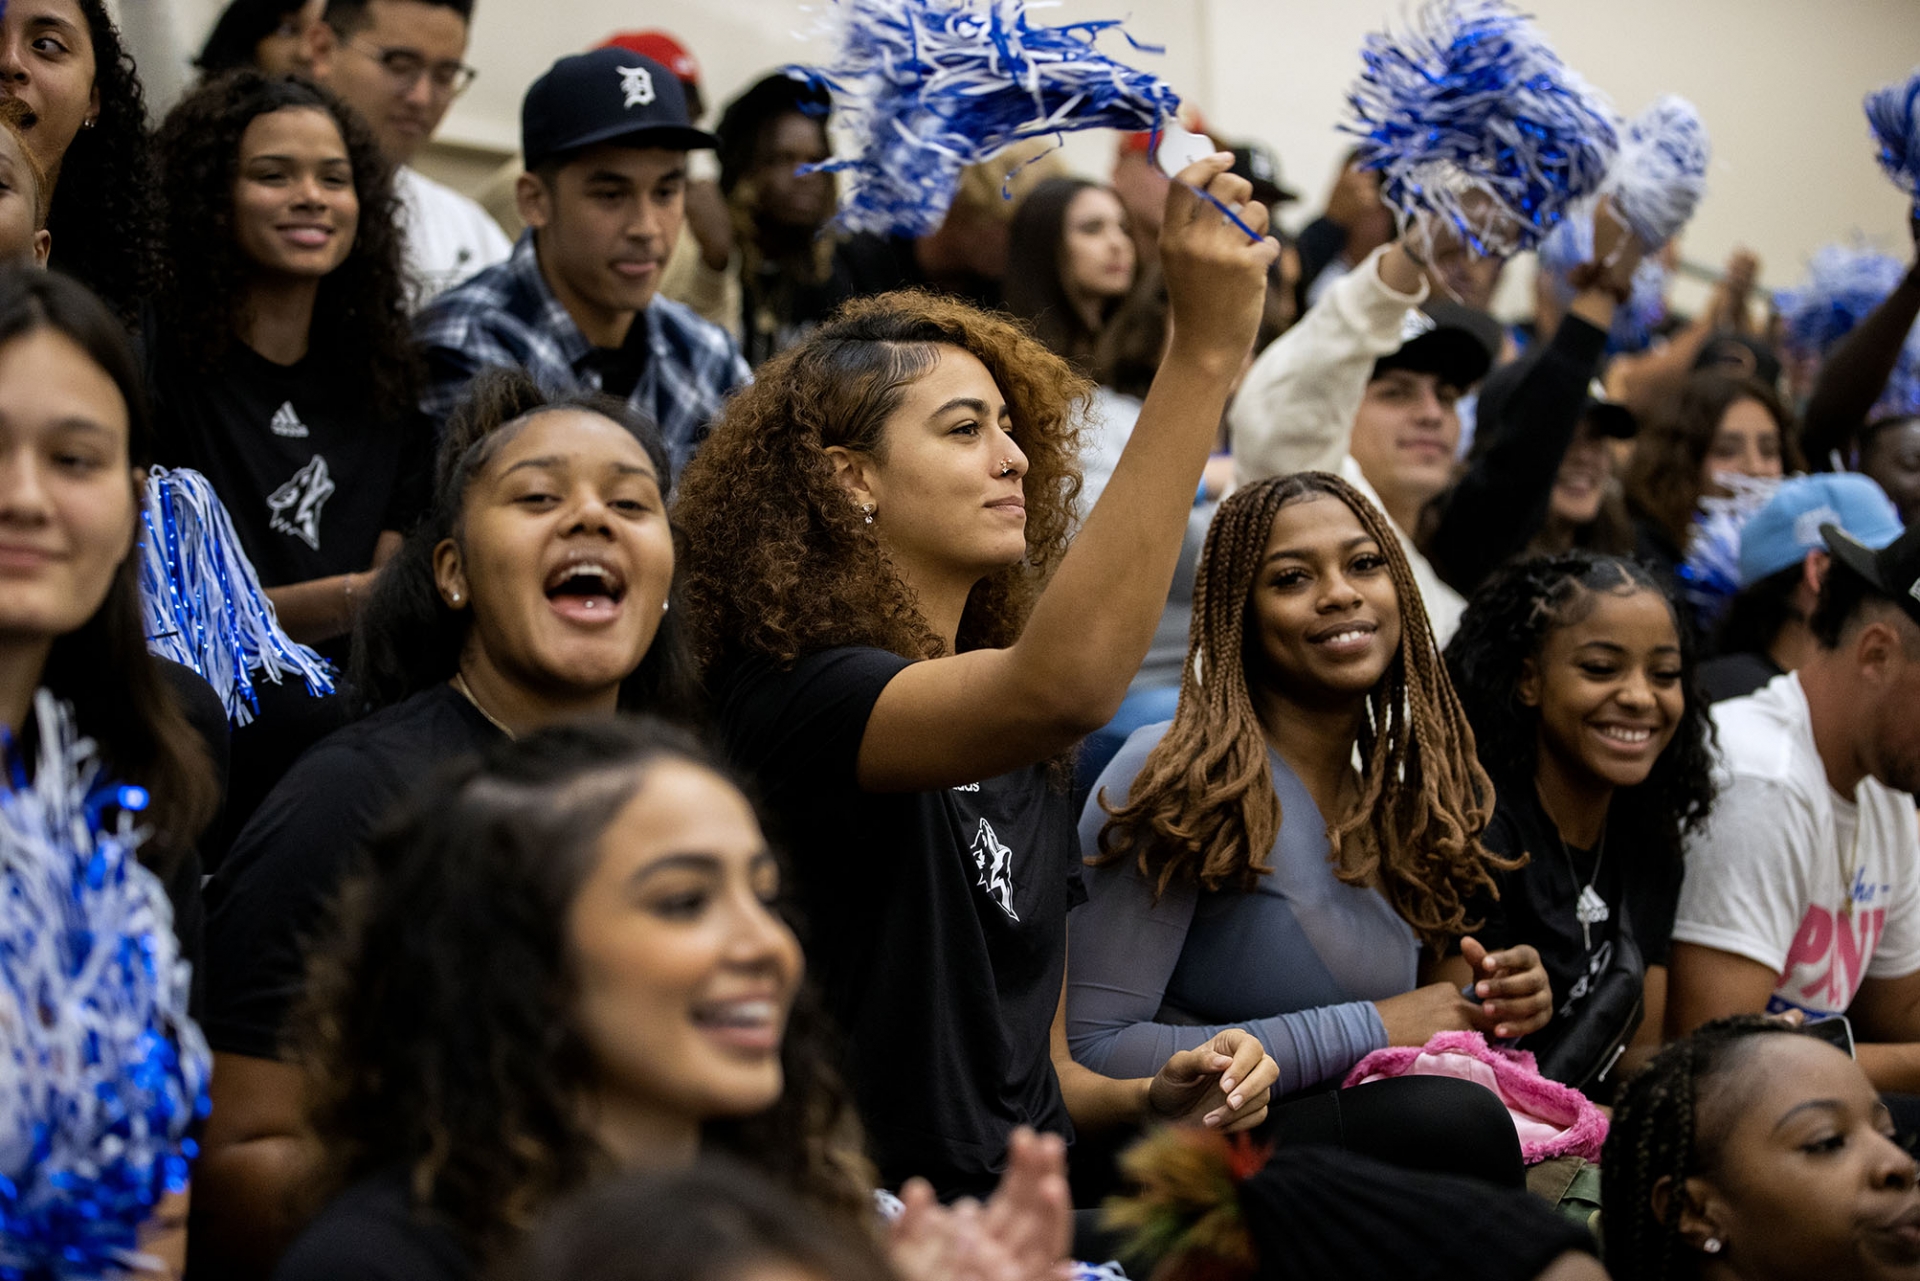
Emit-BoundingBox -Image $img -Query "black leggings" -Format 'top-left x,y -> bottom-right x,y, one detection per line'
1265,1075 -> 1526,1188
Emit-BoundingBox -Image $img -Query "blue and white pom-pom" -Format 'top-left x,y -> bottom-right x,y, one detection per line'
1866,66 -> 1920,199
1682,473 -> 1780,634
1603,95 -> 1710,249
1536,206 -> 1669,353
794,0 -> 1180,237
139,466 -> 333,725
1773,243 -> 1911,361
1,692 -> 211,1279
1343,0 -> 1617,258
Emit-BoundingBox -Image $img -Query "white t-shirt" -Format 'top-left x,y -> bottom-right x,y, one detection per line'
1672,671 -> 1920,1017
394,165 -> 513,309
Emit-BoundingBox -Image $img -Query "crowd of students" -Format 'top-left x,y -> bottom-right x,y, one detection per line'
8,1 -> 1920,1278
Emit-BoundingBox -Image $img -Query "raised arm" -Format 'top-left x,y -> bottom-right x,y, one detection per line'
854,156 -> 1278,792
1801,213 -> 1920,470
1228,241 -> 1428,487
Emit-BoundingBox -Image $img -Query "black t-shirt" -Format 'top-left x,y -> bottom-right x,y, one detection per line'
148,337 -> 432,587
714,647 -> 1084,1198
272,1170 -> 470,1281
155,658 -> 231,1020
202,684 -> 502,1059
1469,785 -> 1683,1072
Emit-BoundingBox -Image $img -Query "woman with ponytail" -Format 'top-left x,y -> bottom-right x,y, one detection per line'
1069,472 -> 1550,1144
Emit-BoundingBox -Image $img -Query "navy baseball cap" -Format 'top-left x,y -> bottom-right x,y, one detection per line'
523,47 -> 718,171
1740,474 -> 1902,586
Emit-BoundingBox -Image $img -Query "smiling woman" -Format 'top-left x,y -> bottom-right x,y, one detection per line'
1071,472 -> 1542,1171
190,369 -> 698,1276
1445,553 -> 1718,1094
149,71 -> 422,651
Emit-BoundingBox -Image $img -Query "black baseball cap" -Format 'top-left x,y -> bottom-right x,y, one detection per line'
1473,341 -> 1637,455
522,47 -> 719,171
1823,518 -> 1920,631
1373,301 -> 1496,391
1225,140 -> 1298,206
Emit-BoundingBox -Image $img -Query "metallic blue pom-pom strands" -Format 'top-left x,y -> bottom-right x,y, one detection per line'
795,0 -> 1180,237
1,693 -> 211,1280
138,467 -> 334,725
1776,244 -> 1920,423
1343,0 -> 1616,258
1867,67 -> 1920,200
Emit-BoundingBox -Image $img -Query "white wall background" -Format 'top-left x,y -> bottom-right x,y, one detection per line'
140,0 -> 1920,311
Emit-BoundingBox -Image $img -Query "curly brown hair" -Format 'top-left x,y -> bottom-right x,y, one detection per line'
675,289 -> 1090,671
152,70 -> 418,424
1094,472 -> 1507,948
295,718 -> 872,1263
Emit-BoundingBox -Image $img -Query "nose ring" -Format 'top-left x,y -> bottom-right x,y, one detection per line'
998,458 -> 1016,478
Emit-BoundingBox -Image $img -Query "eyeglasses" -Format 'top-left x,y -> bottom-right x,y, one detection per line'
346,36 -> 477,97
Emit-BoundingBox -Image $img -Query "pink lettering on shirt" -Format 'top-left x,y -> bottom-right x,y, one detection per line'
1783,905 -> 1887,1015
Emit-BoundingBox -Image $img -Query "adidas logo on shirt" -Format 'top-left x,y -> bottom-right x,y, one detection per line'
269,400 -> 310,438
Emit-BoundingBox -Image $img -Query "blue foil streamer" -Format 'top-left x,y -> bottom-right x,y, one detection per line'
1867,67 -> 1920,200
1,693 -> 210,1280
793,0 -> 1181,237
137,467 -> 334,726
1342,0 -> 1617,257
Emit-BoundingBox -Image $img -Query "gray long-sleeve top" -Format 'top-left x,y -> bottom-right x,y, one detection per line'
1067,723 -> 1417,1090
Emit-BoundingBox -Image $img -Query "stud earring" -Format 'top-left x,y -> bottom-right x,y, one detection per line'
862,503 -> 875,524
662,600 -> 670,613
1702,1239 -> 1723,1255
449,590 -> 462,604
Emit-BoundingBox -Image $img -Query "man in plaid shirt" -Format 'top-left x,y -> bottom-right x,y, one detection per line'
416,45 -> 748,476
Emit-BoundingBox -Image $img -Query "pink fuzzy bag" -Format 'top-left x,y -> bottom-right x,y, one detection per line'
1342,1031 -> 1608,1164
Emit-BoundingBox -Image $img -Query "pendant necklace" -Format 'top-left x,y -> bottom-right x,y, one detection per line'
1561,829 -> 1609,953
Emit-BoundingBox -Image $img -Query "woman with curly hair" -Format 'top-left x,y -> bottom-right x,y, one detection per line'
1601,1015 -> 1920,1281
1445,553 -> 1717,1095
0,0 -> 161,326
283,719 -> 1078,1281
677,156 -> 1283,1198
148,70 -> 424,649
193,368 -> 692,1277
1070,472 -> 1548,1164
276,717 -> 856,1279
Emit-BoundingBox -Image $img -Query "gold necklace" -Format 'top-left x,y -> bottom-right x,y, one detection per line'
452,671 -> 517,741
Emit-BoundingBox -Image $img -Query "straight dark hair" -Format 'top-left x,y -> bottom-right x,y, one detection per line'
1,266 -> 219,867
1004,176 -> 1124,369
349,367 -> 700,722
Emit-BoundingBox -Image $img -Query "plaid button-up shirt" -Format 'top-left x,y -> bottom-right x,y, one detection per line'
415,230 -> 750,476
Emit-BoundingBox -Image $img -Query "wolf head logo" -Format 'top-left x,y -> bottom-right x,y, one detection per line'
969,818 -> 1018,922
267,454 -> 335,550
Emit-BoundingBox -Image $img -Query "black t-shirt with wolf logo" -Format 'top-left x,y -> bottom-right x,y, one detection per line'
716,646 -> 1085,1199
148,339 -> 431,587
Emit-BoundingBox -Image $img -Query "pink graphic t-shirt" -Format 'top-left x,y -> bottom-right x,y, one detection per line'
1673,673 -> 1920,1018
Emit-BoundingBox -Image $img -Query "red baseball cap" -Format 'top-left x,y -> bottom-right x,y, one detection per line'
597,30 -> 701,89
